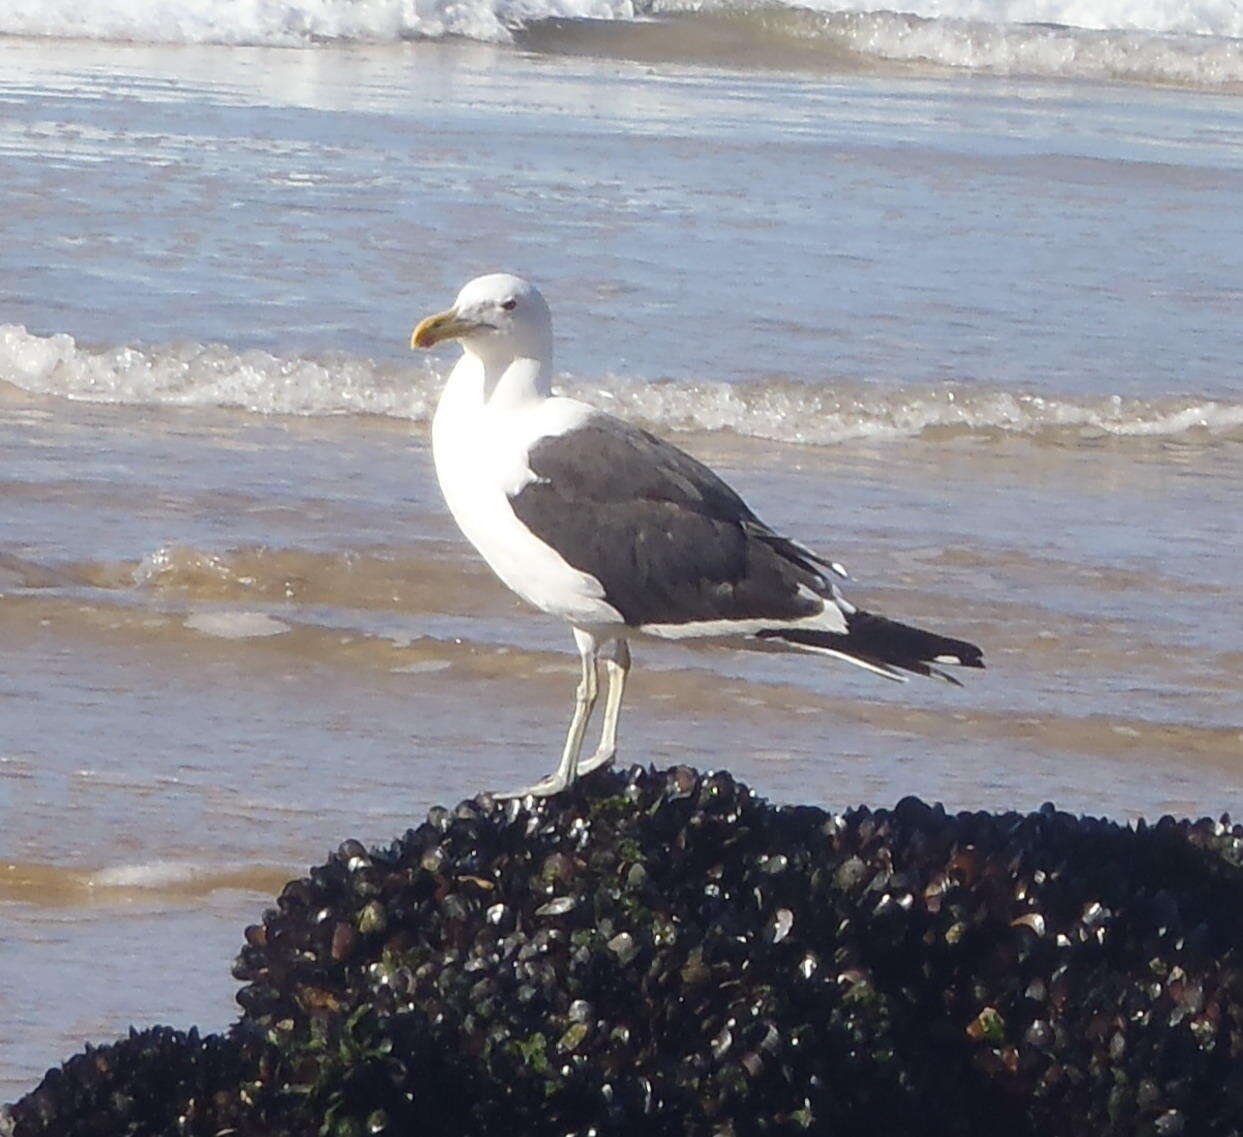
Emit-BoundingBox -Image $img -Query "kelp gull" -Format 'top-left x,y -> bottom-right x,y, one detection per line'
412,273 -> 983,798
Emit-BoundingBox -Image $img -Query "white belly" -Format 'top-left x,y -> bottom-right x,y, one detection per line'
432,370 -> 623,629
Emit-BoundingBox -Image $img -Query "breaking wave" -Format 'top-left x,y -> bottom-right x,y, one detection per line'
737,0 -> 1243,38
687,7 -> 1243,86
0,0 -> 1239,87
0,0 -> 612,46
0,0 -> 633,46
3,324 -> 1240,446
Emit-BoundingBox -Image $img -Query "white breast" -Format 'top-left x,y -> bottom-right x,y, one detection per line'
432,356 -> 624,629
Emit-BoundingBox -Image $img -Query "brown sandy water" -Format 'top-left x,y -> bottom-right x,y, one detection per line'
3,385 -> 1241,1099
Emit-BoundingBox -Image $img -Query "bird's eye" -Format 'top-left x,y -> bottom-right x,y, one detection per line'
501,298 -> 517,311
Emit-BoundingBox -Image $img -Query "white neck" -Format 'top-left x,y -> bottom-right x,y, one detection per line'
448,343 -> 553,413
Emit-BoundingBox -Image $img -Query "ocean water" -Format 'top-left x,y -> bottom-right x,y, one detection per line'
1,0 -> 1241,1106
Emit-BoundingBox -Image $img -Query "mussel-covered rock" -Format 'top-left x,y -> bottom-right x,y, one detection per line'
10,765 -> 1243,1136
2,1025 -> 256,1137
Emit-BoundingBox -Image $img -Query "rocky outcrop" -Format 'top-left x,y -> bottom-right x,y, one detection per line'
9,765 -> 1243,1136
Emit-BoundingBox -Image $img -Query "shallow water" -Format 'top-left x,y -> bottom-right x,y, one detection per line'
1,28 -> 1240,1104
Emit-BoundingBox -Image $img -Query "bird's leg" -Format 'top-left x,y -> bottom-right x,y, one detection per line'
495,629 -> 599,799
578,639 -> 630,776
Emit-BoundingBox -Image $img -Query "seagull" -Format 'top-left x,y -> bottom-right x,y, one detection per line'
412,273 -> 983,798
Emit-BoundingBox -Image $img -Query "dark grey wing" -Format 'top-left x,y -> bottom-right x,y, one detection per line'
509,414 -> 835,628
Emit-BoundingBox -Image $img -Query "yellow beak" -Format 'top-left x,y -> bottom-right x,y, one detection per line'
410,307 -> 473,349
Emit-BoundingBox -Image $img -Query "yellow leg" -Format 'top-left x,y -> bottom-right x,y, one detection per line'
496,628 -> 600,799
579,639 -> 629,776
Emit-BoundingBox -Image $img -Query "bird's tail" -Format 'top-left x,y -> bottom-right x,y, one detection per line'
758,609 -> 984,685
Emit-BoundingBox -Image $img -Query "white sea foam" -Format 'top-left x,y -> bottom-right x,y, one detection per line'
3,324 -> 1240,446
0,325 -> 437,420
89,861 -> 211,888
754,8 -> 1243,85
773,0 -> 1243,37
0,0 -> 1238,89
0,0 -> 634,45
84,860 -> 287,895
600,374 -> 1243,444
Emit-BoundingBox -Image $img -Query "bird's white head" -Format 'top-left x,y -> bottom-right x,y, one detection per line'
411,273 -> 552,368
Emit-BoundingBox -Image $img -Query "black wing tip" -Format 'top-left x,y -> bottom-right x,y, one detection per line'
849,611 -> 984,668
771,616 -> 984,684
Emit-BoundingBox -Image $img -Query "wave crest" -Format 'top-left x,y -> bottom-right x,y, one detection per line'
599,374 -> 1243,444
719,6 -> 1243,85
0,0 -> 634,45
693,0 -> 1243,39
2,324 -> 1240,446
0,324 -> 436,419
1,0 -> 1239,83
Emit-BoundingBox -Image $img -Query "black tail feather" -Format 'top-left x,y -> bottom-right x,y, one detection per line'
759,609 -> 984,683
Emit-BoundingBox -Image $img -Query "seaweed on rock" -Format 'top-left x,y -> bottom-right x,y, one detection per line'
9,764 -> 1243,1137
